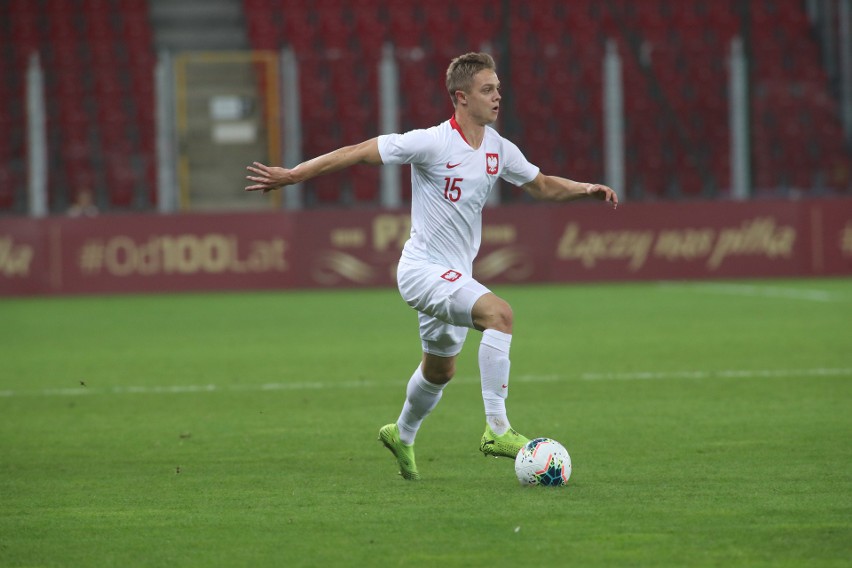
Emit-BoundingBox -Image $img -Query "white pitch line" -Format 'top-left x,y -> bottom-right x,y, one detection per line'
681,283 -> 844,303
0,368 -> 849,398
579,367 -> 852,381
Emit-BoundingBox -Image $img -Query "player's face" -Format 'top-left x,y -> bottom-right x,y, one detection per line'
464,70 -> 501,125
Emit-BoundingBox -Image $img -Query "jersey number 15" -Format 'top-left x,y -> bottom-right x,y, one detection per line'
443,177 -> 463,202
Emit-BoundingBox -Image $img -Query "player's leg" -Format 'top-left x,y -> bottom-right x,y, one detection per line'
379,314 -> 465,480
472,292 -> 513,433
471,292 -> 530,458
396,352 -> 455,445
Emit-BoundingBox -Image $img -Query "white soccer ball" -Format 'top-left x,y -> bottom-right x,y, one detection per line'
514,437 -> 572,487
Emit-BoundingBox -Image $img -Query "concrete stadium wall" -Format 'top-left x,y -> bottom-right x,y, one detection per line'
2,198 -> 851,296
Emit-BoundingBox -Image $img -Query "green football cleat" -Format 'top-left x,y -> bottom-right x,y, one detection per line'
378,423 -> 420,481
479,424 -> 530,459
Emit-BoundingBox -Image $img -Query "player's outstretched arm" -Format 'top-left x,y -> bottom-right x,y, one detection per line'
523,172 -> 618,208
245,138 -> 383,194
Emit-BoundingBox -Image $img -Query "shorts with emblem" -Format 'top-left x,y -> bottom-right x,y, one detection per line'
396,261 -> 491,357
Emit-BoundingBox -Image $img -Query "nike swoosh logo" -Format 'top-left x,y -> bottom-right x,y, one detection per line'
446,162 -> 462,168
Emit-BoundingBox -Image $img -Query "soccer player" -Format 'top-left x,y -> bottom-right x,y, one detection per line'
245,52 -> 617,480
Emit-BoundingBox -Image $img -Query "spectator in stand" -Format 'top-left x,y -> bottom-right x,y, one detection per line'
67,188 -> 99,218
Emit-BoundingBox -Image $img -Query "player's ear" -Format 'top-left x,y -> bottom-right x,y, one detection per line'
455,90 -> 467,106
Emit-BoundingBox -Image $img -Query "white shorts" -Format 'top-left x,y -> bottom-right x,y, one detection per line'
397,261 -> 491,357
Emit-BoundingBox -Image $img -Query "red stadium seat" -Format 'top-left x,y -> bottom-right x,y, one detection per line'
351,166 -> 380,204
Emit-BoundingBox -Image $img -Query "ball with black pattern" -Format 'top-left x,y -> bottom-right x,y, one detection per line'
514,437 -> 572,487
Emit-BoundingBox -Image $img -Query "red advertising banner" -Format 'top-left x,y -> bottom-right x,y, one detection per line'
1,198 -> 851,297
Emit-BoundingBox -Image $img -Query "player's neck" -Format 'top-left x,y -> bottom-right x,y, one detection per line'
452,112 -> 485,150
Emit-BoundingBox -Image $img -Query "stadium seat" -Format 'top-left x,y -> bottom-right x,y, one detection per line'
388,10 -> 425,50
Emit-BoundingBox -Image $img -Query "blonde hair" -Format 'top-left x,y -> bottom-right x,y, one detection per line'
446,52 -> 496,107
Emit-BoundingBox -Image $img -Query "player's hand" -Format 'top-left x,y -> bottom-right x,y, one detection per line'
245,162 -> 295,194
586,184 -> 618,209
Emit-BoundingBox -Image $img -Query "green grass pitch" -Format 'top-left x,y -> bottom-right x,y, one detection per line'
1,278 -> 851,567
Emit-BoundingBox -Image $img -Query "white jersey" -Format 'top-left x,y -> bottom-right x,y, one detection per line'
378,117 -> 539,271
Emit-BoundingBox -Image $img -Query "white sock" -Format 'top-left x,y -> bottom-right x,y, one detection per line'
396,365 -> 445,445
480,329 -> 513,435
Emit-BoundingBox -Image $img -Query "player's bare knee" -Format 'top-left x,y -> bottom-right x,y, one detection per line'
421,355 -> 456,384
492,309 -> 513,333
474,297 -> 513,333
422,364 -> 455,384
